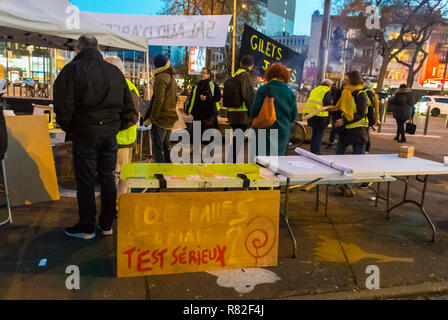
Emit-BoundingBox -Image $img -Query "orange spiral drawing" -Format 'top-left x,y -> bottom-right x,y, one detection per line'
244,216 -> 276,267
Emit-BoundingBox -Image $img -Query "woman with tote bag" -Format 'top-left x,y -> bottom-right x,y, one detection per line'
250,63 -> 298,156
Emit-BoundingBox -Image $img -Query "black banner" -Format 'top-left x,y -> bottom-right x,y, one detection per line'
238,24 -> 305,89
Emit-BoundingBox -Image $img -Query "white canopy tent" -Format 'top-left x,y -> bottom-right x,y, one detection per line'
0,0 -> 148,51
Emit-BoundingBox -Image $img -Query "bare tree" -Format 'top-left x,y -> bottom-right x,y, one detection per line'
335,0 -> 448,92
161,0 -> 265,77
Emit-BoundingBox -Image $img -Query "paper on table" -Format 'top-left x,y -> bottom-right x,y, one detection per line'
287,160 -> 317,169
294,147 -> 353,175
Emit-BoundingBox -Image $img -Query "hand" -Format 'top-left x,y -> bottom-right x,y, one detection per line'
335,119 -> 344,127
200,95 -> 207,101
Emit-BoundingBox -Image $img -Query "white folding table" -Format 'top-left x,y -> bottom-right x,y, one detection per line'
257,154 -> 448,257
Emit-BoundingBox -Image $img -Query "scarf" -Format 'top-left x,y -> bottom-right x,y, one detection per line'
335,84 -> 364,121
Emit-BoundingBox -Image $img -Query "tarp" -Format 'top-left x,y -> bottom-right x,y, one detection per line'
84,12 -> 232,48
0,0 -> 148,51
239,24 -> 305,88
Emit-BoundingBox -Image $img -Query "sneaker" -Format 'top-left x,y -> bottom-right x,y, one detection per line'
97,224 -> 113,236
393,136 -> 399,141
65,223 -> 96,240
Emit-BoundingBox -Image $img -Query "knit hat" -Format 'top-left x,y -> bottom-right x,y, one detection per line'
154,54 -> 169,68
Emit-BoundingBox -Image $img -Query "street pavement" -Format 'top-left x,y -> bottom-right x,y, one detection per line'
0,114 -> 447,300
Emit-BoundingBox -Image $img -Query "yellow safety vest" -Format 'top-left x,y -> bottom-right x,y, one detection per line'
303,85 -> 330,117
227,68 -> 249,112
116,79 -> 139,145
344,90 -> 369,129
188,80 -> 221,114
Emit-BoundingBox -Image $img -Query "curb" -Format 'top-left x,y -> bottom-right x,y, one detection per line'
272,281 -> 448,300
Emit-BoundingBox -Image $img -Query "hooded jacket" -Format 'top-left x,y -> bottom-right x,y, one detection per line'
149,64 -> 178,130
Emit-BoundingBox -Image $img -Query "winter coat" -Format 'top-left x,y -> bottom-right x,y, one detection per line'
390,88 -> 414,121
149,66 -> 178,130
188,78 -> 221,121
250,80 -> 298,156
53,49 -> 138,139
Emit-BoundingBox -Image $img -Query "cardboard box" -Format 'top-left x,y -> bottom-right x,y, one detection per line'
399,145 -> 414,158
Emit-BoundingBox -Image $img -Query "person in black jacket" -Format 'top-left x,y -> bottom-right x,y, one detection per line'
53,35 -> 138,240
187,67 -> 221,135
390,84 -> 414,143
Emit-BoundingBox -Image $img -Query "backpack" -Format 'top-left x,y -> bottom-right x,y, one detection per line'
358,89 -> 377,127
223,72 -> 244,109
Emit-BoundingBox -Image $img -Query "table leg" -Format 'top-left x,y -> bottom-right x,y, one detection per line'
375,182 -> 380,207
325,184 -> 329,217
387,175 -> 435,242
139,130 -> 144,162
282,178 -> 297,258
0,159 -> 12,226
316,185 -> 319,212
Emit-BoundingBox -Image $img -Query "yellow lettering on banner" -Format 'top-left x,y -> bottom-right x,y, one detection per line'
259,38 -> 265,55
262,60 -> 271,71
250,35 -> 258,50
277,47 -> 282,60
291,69 -> 297,83
265,42 -> 271,57
117,191 -> 280,277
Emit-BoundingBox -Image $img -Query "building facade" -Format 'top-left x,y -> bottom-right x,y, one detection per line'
270,33 -> 309,55
265,0 -> 296,35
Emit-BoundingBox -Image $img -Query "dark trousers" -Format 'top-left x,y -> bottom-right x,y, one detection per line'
395,119 -> 406,141
365,129 -> 371,152
151,123 -> 172,163
329,119 -> 336,143
336,140 -> 366,155
310,123 -> 325,154
72,136 -> 118,230
228,124 -> 248,163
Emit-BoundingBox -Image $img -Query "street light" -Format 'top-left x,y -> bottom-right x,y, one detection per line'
232,0 -> 237,75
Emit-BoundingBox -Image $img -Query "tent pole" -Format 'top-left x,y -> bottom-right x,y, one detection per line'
146,39 -> 150,100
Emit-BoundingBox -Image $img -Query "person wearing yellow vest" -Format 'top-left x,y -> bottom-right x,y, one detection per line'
187,67 -> 221,134
104,56 -> 140,197
224,55 -> 255,163
303,79 -> 334,154
332,71 -> 369,155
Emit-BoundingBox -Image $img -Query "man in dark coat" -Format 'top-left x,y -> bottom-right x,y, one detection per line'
187,67 -> 222,135
53,35 -> 138,239
390,84 -> 414,143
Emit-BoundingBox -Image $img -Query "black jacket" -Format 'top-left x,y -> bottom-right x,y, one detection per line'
390,88 -> 414,121
188,78 -> 221,121
53,49 -> 138,139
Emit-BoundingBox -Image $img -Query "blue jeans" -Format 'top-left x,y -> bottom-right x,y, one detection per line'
310,123 -> 325,154
336,140 -> 366,155
151,124 -> 172,163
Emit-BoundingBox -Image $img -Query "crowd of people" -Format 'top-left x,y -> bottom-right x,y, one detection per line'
50,34 -> 416,239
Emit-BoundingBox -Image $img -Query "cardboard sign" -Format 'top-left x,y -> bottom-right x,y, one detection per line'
238,24 -> 305,88
117,190 -> 280,277
4,115 -> 60,206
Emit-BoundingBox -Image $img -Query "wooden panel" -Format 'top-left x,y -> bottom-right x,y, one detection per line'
117,190 -> 280,277
4,115 -> 60,206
